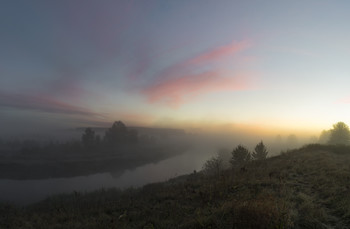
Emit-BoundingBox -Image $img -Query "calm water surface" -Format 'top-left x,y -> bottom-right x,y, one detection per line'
0,146 -> 214,205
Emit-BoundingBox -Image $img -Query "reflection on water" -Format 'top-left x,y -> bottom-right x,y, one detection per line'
0,147 -> 214,205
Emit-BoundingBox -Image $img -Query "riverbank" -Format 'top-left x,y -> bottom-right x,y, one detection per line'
2,144 -> 350,228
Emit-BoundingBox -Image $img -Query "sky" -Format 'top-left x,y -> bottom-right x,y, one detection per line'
1,0 -> 350,137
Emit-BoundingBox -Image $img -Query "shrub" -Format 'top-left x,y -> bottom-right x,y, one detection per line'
202,155 -> 223,176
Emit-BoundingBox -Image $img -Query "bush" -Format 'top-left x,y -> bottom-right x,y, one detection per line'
202,155 -> 223,176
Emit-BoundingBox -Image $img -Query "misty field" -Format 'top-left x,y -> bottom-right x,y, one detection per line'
1,144 -> 350,228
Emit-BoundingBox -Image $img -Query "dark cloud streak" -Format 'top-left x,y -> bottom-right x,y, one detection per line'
0,91 -> 101,117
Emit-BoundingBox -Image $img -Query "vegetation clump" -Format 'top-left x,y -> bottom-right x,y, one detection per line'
328,122 -> 350,145
104,121 -> 138,146
81,128 -> 100,149
202,154 -> 223,176
319,121 -> 350,145
230,144 -> 251,167
252,141 -> 268,160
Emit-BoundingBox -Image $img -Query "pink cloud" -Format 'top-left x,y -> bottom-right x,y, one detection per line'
142,71 -> 252,108
135,39 -> 256,107
130,40 -> 252,82
187,40 -> 251,65
0,91 -> 100,117
142,40 -> 251,84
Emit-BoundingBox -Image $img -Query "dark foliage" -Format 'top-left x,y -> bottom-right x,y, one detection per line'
328,122 -> 350,145
81,128 -> 98,149
252,141 -> 268,160
104,121 -> 138,146
230,144 -> 251,167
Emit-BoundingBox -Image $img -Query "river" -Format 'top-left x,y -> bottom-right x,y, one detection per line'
0,145 -> 215,205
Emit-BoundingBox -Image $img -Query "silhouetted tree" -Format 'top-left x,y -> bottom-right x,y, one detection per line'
328,122 -> 350,145
252,141 -> 268,160
82,128 -> 96,148
103,121 -> 138,146
230,145 -> 251,167
104,121 -> 127,146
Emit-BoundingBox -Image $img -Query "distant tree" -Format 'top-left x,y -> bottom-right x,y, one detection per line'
230,145 -> 251,167
103,121 -> 138,146
319,130 -> 331,144
202,154 -> 223,176
82,128 -> 96,148
275,134 -> 283,145
252,141 -> 268,160
328,122 -> 350,145
104,121 -> 128,146
286,134 -> 298,147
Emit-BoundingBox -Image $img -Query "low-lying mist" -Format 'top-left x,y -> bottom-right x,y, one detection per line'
0,120 -> 321,204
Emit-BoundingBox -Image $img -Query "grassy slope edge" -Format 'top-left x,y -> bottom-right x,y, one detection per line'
2,144 -> 350,229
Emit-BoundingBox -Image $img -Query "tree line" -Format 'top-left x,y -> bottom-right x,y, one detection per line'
202,121 -> 350,176
81,121 -> 139,149
202,141 -> 268,175
0,121 -> 144,156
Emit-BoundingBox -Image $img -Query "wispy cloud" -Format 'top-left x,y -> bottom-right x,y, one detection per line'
142,71 -> 252,108
186,40 -> 251,65
0,91 -> 100,117
153,40 -> 252,81
139,40 -> 255,107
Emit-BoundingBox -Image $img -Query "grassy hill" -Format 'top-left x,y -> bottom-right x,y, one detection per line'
2,144 -> 350,228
